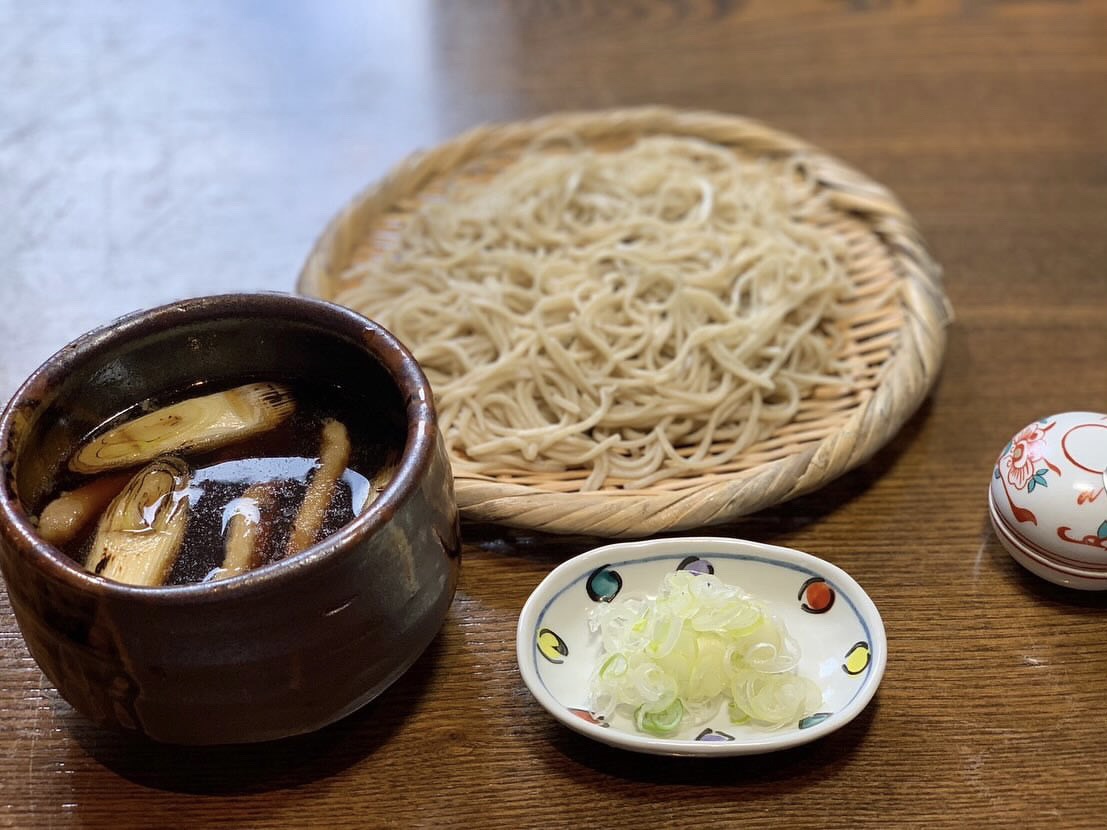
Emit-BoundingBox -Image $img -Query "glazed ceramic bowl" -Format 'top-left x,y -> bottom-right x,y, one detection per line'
989,412 -> 1107,589
0,293 -> 460,743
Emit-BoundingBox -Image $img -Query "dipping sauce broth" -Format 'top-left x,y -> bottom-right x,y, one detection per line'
38,379 -> 404,587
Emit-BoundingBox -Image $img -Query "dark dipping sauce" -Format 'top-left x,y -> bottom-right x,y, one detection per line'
48,378 -> 404,586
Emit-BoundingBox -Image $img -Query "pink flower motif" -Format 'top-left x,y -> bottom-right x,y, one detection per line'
1004,423 -> 1048,490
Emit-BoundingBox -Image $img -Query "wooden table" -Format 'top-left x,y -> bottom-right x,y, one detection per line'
4,1 -> 1107,827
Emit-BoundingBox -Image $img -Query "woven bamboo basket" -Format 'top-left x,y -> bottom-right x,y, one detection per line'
298,107 -> 950,537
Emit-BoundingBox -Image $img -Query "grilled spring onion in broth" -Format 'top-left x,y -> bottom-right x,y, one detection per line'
210,482 -> 278,581
589,570 -> 821,736
285,418 -> 351,558
69,383 -> 296,474
36,472 -> 131,545
39,379 -> 395,587
85,457 -> 192,586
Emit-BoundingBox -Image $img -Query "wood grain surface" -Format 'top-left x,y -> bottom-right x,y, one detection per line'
3,1 -> 1107,827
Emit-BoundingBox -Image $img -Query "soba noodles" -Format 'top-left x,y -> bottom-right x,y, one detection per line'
333,135 -> 862,490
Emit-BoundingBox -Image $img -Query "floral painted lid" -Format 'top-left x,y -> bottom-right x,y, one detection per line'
990,411 -> 1107,588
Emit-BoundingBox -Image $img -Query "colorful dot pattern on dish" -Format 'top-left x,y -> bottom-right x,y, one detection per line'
843,641 -> 871,675
799,712 -> 832,729
677,556 -> 715,575
568,708 -> 608,727
695,728 -> 735,742
585,566 -> 622,602
537,628 -> 569,664
533,556 -> 875,735
799,577 -> 835,613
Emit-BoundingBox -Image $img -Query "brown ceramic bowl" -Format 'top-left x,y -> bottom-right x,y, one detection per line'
0,293 -> 460,744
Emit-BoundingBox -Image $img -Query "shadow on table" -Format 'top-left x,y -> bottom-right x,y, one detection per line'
543,697 -> 879,792
981,516 -> 1107,611
63,636 -> 444,795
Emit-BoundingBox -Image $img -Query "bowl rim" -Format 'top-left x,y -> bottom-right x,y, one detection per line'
515,535 -> 888,757
0,291 -> 439,604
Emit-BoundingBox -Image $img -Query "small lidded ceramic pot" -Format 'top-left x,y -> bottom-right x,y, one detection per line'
989,412 -> 1107,590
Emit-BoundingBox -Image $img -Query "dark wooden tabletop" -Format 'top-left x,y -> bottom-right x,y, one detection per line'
4,1 -> 1107,827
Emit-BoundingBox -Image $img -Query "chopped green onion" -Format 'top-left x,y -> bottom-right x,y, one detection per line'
599,653 -> 628,680
727,702 -> 751,725
635,699 -> 685,736
589,570 -> 822,735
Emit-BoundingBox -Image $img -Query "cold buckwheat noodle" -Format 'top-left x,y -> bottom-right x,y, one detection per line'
333,135 -> 866,491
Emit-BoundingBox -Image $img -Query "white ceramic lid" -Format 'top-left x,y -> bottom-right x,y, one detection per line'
989,411 -> 1107,588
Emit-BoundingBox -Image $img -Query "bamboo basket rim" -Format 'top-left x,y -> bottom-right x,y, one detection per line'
297,106 -> 951,537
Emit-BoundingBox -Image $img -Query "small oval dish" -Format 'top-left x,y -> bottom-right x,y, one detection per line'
516,537 -> 886,757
